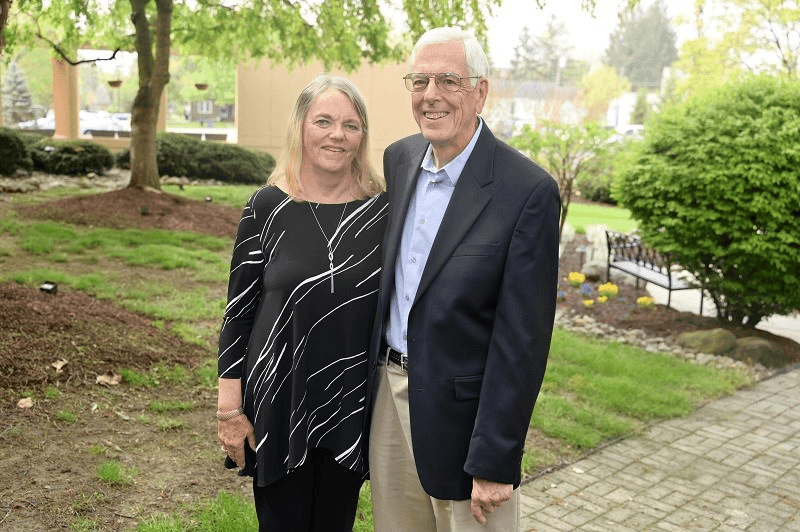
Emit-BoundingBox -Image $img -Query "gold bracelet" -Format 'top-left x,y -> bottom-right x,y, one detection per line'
217,406 -> 243,421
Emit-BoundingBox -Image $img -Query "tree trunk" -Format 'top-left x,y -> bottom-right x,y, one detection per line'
0,0 -> 10,58
127,0 -> 172,190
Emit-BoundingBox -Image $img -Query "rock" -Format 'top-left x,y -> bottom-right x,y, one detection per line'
677,328 -> 738,355
731,337 -> 788,368
581,260 -> 607,282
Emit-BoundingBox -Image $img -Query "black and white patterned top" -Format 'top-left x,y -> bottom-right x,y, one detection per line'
218,186 -> 388,487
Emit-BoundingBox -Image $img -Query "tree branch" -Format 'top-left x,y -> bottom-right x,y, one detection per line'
36,29 -> 121,65
0,0 -> 11,56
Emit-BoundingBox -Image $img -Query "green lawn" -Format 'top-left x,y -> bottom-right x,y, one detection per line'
566,201 -> 637,233
0,184 -> 750,531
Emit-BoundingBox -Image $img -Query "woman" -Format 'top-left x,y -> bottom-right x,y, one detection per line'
216,75 -> 387,531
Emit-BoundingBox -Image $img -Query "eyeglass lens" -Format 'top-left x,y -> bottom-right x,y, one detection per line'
405,73 -> 464,92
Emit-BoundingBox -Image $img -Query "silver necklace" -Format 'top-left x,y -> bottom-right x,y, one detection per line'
308,202 -> 348,293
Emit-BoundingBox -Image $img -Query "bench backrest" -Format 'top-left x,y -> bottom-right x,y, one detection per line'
606,230 -> 673,274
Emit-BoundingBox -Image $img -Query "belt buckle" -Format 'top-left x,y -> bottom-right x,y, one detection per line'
399,352 -> 408,372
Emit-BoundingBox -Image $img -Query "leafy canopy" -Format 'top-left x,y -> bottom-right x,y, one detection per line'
614,75 -> 800,326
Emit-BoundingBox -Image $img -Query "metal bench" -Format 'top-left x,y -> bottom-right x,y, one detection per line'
605,230 -> 702,311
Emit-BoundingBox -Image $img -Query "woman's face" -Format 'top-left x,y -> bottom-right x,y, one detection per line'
301,88 -> 364,180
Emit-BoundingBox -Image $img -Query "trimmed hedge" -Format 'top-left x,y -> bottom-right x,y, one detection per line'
116,132 -> 276,184
29,139 -> 115,176
0,127 -> 33,176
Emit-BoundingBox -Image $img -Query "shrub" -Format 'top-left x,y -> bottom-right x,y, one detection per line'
192,142 -> 275,184
615,75 -> 800,327
576,172 -> 615,204
29,139 -> 114,176
117,132 -> 276,184
0,127 -> 33,176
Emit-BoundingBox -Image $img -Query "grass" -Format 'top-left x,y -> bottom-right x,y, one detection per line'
566,201 -> 637,233
95,460 -> 138,486
2,183 -> 756,531
161,183 -> 257,209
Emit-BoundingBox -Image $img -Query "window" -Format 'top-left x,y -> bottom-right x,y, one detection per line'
197,100 -> 214,115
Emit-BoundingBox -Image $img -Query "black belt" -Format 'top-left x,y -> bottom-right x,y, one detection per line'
386,345 -> 408,372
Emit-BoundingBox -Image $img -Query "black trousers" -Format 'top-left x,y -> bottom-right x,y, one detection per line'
252,448 -> 364,532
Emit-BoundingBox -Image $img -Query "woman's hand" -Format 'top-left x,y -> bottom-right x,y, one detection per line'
218,414 -> 256,468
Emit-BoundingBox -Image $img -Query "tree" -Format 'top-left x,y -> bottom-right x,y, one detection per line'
614,75 -> 800,327
581,64 -> 631,123
167,56 -> 235,113
1,60 -> 33,124
603,0 -> 678,89
630,88 -> 651,124
4,0 -> 502,190
509,16 -> 572,83
508,120 -> 614,239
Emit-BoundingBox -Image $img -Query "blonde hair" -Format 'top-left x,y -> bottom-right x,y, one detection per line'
267,75 -> 386,200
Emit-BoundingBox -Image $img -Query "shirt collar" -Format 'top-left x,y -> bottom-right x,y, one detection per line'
420,118 -> 484,187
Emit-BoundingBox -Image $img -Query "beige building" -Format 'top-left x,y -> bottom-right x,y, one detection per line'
36,58 -> 420,165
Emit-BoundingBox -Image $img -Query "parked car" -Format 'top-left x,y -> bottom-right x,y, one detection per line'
16,110 -> 131,134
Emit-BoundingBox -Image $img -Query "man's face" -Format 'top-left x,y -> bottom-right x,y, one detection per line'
411,41 -> 488,167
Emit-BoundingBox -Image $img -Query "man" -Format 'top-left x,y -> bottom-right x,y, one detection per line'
365,26 -> 561,531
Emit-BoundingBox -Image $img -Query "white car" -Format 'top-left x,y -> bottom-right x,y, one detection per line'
16,110 -> 131,134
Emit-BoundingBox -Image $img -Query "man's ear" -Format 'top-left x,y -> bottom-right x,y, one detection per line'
475,78 -> 489,114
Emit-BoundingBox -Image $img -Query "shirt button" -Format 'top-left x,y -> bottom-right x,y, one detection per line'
420,219 -> 425,224
433,182 -> 439,187
411,257 -> 416,263
403,333 -> 407,340
404,295 -> 410,301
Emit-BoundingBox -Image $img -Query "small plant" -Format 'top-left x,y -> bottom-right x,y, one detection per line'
88,444 -> 106,456
56,410 -> 77,423
155,416 -> 188,431
120,368 -> 158,387
95,460 -> 138,486
568,272 -> 585,287
597,296 -> 608,304
637,296 -> 655,309
148,400 -> 194,413
556,290 -> 568,302
45,386 -> 61,399
578,283 -> 594,299
582,299 -> 595,308
598,282 -> 619,299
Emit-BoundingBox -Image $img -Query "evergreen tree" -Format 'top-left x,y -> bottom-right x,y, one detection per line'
631,88 -> 651,124
603,0 -> 678,89
1,61 -> 34,124
510,16 -> 573,83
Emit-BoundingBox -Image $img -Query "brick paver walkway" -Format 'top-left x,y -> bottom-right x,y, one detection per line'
520,368 -> 800,531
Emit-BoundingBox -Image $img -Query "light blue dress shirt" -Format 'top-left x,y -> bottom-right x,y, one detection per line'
386,119 -> 484,354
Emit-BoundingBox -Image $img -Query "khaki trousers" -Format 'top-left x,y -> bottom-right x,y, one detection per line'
369,364 -> 520,532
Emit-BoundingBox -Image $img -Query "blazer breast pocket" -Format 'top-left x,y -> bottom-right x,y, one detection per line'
453,375 -> 483,401
451,243 -> 499,257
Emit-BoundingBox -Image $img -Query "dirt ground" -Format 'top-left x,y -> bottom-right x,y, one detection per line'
1,187 -> 798,531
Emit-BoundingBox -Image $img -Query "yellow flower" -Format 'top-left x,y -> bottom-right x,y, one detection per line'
637,296 -> 655,309
597,296 -> 608,304
598,283 -> 619,299
582,299 -> 595,308
568,272 -> 585,287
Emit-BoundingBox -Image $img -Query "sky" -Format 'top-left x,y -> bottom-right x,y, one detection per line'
487,0 -> 700,69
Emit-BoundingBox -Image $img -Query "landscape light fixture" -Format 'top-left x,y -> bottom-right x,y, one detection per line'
576,245 -> 587,269
140,205 -> 150,215
39,281 -> 58,295
204,196 -> 212,203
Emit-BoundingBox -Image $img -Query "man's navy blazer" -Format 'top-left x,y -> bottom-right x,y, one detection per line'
365,123 -> 561,501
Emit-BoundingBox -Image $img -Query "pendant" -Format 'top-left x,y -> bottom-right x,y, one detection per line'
328,247 -> 335,293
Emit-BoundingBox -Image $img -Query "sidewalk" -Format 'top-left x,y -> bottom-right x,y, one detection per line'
519,367 -> 800,530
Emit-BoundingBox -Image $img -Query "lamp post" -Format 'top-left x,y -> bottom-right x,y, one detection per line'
194,82 -> 209,129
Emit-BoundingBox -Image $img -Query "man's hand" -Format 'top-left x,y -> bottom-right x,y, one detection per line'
470,477 -> 513,525
218,414 -> 256,468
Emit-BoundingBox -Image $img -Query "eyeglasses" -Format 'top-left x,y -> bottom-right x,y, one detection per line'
403,72 -> 481,93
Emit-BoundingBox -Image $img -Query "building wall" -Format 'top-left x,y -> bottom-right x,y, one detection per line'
236,60 -> 420,168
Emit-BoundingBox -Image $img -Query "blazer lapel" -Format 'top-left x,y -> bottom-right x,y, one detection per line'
413,127 -> 496,305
